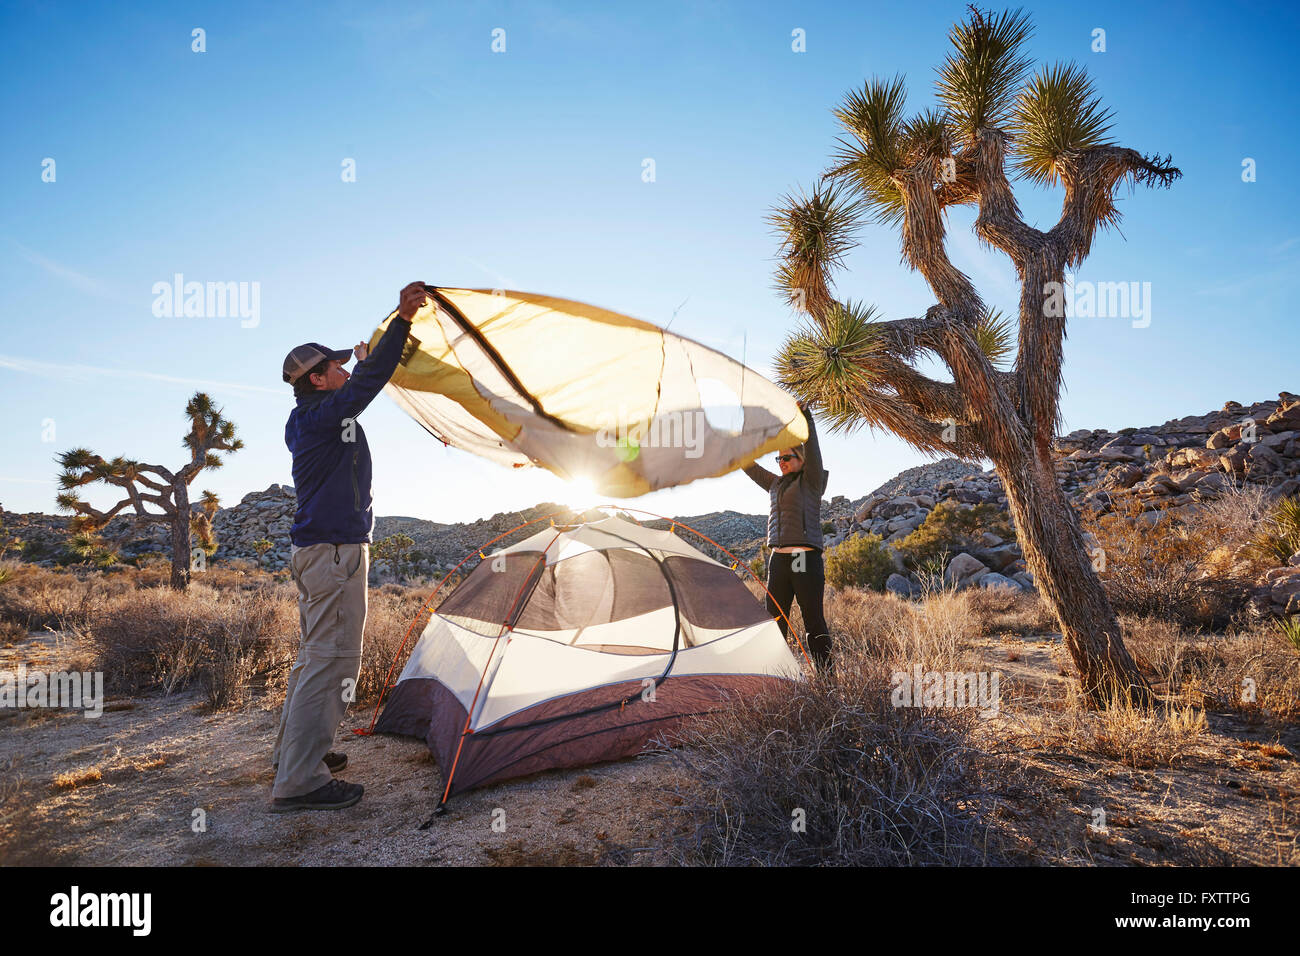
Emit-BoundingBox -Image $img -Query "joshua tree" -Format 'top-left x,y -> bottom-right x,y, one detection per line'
372,532 -> 416,579
56,392 -> 242,590
772,7 -> 1179,707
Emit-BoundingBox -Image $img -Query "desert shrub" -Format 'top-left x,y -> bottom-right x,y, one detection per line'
21,539 -> 53,561
964,586 -> 1056,637
895,501 -> 1014,571
0,565 -> 116,632
1116,614 -> 1300,724
912,552 -> 954,597
653,629 -> 1013,865
372,532 -> 416,579
86,583 -> 297,708
824,533 -> 895,591
747,544 -> 769,580
1082,489 -> 1263,629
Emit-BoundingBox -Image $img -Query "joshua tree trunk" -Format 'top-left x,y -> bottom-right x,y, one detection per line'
169,480 -> 191,591
996,442 -> 1151,706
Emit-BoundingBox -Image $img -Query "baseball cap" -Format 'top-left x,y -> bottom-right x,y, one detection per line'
282,343 -> 354,383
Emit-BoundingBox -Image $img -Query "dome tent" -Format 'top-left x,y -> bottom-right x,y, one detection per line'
372,513 -> 805,810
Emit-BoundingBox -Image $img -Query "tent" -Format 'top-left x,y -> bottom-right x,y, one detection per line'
372,513 -> 805,808
366,287 -> 809,497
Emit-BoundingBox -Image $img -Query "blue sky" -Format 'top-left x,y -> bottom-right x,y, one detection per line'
1,0 -> 1297,524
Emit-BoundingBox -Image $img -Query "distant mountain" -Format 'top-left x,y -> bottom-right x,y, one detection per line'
5,394 -> 1298,595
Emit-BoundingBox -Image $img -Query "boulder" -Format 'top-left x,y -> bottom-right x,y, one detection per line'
877,496 -> 920,519
1266,400 -> 1300,432
1248,443 -> 1282,475
1194,472 -> 1227,494
1097,448 -> 1139,462
1103,463 -> 1144,490
978,572 -> 1022,592
972,543 -> 1021,572
1268,569 -> 1300,606
1219,445 -> 1250,474
1266,478 -> 1300,503
1168,447 -> 1219,471
885,573 -> 915,598
944,552 -> 989,588
853,496 -> 884,523
1207,425 -> 1241,449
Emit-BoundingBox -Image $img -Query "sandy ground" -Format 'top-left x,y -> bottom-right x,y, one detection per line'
0,632 -> 681,866
1,629 -> 1296,866
971,633 -> 1299,866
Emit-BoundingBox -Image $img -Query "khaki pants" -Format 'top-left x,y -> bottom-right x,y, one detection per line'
271,542 -> 368,799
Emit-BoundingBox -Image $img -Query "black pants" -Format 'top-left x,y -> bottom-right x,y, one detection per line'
765,549 -> 831,668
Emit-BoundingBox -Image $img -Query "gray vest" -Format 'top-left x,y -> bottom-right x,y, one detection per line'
766,467 -> 828,549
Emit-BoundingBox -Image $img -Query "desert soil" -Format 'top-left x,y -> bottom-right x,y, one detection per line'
1,629 -> 1296,866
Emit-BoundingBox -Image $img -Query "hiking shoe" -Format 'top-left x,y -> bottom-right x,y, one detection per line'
271,779 -> 363,813
323,751 -> 347,774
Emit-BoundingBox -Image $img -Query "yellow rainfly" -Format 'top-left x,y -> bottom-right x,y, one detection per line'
368,287 -> 808,498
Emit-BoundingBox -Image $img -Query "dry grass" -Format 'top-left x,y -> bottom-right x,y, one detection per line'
964,586 -> 1059,637
654,586 -> 1026,865
357,583 -> 440,704
1119,615 -> 1300,724
1015,687 -> 1209,770
0,559 -> 445,712
1081,483 -> 1274,629
825,585 -> 982,674
76,582 -> 298,710
52,766 -> 103,790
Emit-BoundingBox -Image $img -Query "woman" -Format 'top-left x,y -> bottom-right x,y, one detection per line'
743,402 -> 832,669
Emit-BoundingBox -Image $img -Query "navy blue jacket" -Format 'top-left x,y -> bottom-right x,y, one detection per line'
286,317 -> 411,547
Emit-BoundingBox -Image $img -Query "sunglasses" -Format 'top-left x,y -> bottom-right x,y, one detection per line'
775,454 -> 801,463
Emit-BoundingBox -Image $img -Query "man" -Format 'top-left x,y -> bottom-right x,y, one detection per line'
270,281 -> 430,812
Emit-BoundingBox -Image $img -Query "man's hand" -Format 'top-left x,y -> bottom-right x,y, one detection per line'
353,341 -> 370,363
397,282 -> 432,321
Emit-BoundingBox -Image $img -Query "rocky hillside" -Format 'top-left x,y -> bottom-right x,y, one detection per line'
4,394 -> 1299,604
